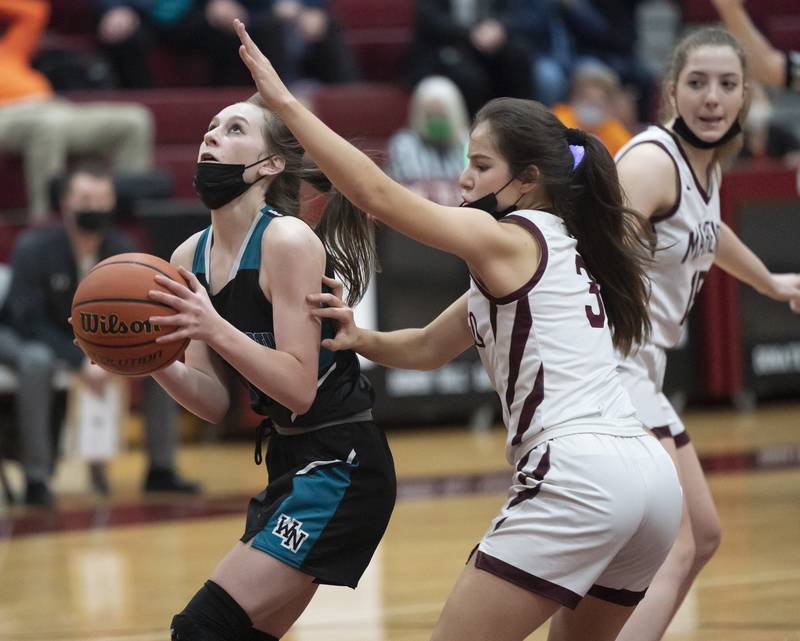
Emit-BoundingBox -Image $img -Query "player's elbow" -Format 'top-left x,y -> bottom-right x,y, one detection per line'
286,381 -> 317,416
200,401 -> 229,425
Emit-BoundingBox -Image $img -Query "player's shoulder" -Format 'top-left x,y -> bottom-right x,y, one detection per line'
170,229 -> 207,270
617,136 -> 677,184
262,214 -> 324,258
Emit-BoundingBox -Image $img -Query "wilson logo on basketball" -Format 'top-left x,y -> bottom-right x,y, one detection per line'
79,312 -> 161,335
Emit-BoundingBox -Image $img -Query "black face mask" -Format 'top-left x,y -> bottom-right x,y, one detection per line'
193,157 -> 271,210
75,209 -> 113,233
460,177 -> 517,220
672,116 -> 742,150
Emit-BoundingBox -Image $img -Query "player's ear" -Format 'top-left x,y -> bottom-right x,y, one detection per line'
260,155 -> 285,176
518,165 -> 539,194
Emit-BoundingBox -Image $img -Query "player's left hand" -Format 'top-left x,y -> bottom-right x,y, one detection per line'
767,272 -> 800,312
148,266 -> 224,343
307,275 -> 361,351
235,18 -> 294,110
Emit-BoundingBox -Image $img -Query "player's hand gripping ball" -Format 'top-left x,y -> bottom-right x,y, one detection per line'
71,253 -> 190,375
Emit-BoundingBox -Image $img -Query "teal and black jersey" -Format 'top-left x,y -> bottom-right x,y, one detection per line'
191,206 -> 373,428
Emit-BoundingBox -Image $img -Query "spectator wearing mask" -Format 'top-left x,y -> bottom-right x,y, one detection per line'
387,76 -> 469,190
0,0 -> 153,221
0,163 -> 200,507
552,61 -> 632,157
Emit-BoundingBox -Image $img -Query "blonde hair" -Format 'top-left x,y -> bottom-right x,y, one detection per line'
408,76 -> 470,146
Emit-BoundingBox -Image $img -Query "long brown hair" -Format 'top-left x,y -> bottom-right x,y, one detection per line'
246,94 -> 376,306
659,27 -> 750,165
474,98 -> 652,355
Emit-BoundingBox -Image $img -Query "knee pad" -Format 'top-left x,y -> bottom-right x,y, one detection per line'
250,631 -> 279,641
170,580 -> 252,641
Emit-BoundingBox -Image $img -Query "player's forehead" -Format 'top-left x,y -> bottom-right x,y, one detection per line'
209,102 -> 263,127
468,121 -> 503,160
681,45 -> 743,79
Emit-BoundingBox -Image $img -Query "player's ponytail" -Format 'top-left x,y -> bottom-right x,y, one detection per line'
247,94 -> 376,306
474,98 -> 651,355
557,128 -> 652,355
300,164 -> 376,307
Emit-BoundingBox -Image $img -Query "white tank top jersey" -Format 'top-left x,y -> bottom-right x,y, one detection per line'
467,210 -> 639,465
616,125 -> 721,349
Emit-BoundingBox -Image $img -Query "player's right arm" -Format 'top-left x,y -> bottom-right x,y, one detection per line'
150,233 -> 231,424
308,278 -> 474,370
616,142 -> 678,220
711,0 -> 786,87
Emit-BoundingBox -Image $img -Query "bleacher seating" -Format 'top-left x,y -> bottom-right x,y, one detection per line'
3,0 -> 414,214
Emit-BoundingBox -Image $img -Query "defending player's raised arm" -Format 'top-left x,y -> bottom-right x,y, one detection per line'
308,284 -> 474,371
711,0 -> 786,87
234,19 -> 516,271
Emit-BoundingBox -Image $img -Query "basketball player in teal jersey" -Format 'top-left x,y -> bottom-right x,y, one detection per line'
145,94 -> 396,641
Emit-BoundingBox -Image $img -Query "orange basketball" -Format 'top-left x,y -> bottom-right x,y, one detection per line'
70,253 -> 190,376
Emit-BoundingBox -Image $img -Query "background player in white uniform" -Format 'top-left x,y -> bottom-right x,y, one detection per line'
712,0 -> 800,92
613,28 -> 800,641
236,19 -> 682,641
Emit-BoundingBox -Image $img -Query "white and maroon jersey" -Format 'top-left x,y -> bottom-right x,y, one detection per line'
467,210 -> 638,465
616,125 -> 721,349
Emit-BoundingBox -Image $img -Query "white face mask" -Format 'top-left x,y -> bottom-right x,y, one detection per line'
574,102 -> 607,128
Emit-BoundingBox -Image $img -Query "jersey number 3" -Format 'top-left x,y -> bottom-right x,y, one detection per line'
576,255 -> 606,328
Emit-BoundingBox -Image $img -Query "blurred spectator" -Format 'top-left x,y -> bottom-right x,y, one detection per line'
564,0 -> 655,122
0,0 -> 153,221
0,163 -> 200,507
409,0 -> 533,116
96,0 -> 357,88
740,84 -> 800,166
387,76 -> 469,185
511,0 -> 579,106
552,61 -> 632,157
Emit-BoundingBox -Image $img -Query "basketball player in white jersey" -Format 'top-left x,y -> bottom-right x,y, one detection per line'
612,28 -> 800,641
236,19 -> 682,641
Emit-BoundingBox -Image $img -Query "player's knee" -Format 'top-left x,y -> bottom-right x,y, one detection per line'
170,612 -> 216,640
170,580 -> 253,641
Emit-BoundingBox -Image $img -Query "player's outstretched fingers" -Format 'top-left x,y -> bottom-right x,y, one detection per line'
149,288 -> 184,310
176,265 -> 200,291
321,274 -> 345,300
308,292 -> 346,308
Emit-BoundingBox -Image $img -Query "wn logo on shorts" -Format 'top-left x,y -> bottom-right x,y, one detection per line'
272,514 -> 309,553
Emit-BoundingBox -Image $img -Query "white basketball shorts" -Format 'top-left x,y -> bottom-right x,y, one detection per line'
475,431 -> 682,608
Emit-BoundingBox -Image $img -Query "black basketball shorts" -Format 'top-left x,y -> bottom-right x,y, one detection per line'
241,421 -> 396,588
